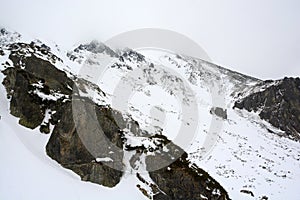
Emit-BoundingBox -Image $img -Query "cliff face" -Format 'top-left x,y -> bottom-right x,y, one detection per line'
2,42 -> 125,187
148,152 -> 229,200
234,77 -> 300,141
1,38 -> 230,199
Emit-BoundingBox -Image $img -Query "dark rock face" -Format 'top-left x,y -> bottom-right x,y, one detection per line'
127,134 -> 230,200
234,77 -> 300,140
2,67 -> 46,128
145,137 -> 229,200
46,101 -> 124,187
150,160 -> 229,200
2,51 -> 72,129
210,107 -> 227,119
2,45 -> 124,187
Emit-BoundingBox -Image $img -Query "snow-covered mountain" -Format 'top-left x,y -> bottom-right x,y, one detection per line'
0,28 -> 299,200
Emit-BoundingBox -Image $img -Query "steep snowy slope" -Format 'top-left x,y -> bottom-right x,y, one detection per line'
66,42 -> 300,199
124,50 -> 300,199
140,51 -> 300,199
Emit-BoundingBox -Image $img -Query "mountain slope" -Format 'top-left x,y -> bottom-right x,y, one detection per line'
0,28 -> 300,200
0,28 -> 229,200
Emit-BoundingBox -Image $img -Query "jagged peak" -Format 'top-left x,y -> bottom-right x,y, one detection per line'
0,27 -> 21,46
116,47 -> 146,63
73,40 -> 117,57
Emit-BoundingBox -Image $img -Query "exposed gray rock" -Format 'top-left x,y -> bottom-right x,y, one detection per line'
210,107 -> 227,119
2,46 -> 124,187
76,40 -> 117,57
234,77 -> 300,141
146,136 -> 230,200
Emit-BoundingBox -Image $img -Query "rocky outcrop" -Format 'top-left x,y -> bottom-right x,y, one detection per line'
76,40 -> 117,57
67,40 -> 117,63
2,51 -> 72,129
124,134 -> 230,200
234,77 -> 300,140
46,101 -> 125,187
210,107 -> 227,119
142,135 -> 229,200
2,66 -> 46,128
2,44 -> 124,187
149,154 -> 229,200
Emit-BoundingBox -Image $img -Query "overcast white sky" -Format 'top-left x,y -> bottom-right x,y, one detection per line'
0,0 -> 299,79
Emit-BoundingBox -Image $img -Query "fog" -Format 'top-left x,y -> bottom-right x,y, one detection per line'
0,0 -> 299,79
